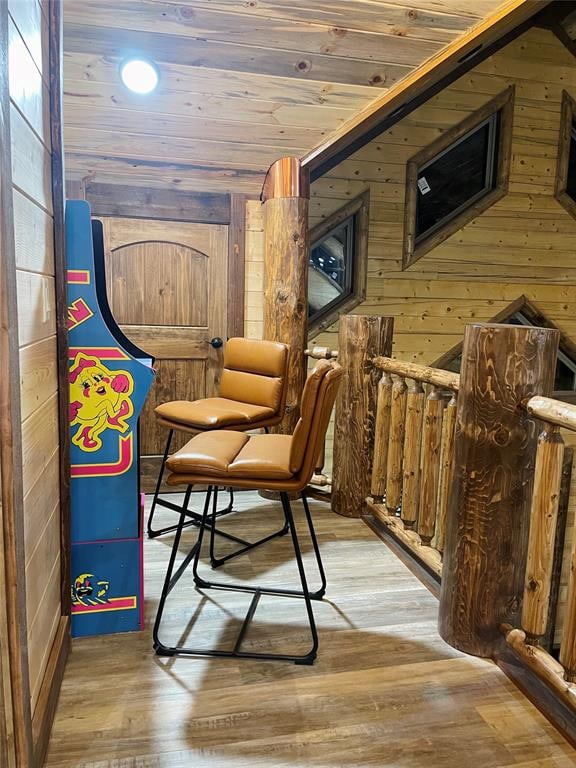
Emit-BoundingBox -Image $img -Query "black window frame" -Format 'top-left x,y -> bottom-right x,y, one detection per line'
308,215 -> 355,328
403,87 -> 514,269
414,112 -> 500,245
307,190 -> 370,338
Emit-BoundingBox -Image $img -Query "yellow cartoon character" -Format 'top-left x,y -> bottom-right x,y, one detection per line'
69,353 -> 134,451
71,573 -> 110,606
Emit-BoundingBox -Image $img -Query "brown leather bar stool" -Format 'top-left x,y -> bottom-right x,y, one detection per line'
147,337 -> 289,538
152,359 -> 343,665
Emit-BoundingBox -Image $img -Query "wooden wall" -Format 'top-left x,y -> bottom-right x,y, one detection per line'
0,0 -> 68,765
248,26 -> 576,634
307,28 -> 576,359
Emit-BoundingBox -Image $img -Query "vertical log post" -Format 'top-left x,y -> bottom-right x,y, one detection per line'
560,520 -> 576,682
436,393 -> 457,554
418,386 -> 444,544
401,380 -> 425,529
262,157 -> 310,433
522,425 -> 564,646
439,323 -> 559,658
386,376 -> 407,516
332,315 -> 394,518
370,372 -> 393,502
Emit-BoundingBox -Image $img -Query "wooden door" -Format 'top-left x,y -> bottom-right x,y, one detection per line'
100,218 -> 228,490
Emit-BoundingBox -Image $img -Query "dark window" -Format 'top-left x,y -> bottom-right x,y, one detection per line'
416,113 -> 500,243
566,122 -> 576,202
308,216 -> 355,325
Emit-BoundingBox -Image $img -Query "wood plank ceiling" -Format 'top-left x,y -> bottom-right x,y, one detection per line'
63,0 -> 512,196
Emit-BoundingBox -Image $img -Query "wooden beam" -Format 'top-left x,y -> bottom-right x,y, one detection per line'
49,0 -> 71,621
302,0 -> 551,179
80,182 -> 231,224
227,193 -> 245,338
439,323 -> 559,658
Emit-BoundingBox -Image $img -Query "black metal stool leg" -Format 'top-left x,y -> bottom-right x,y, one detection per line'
208,491 -> 289,569
300,492 -> 327,599
153,484 -> 197,655
153,488 -> 321,664
147,430 -> 181,539
280,492 -> 318,664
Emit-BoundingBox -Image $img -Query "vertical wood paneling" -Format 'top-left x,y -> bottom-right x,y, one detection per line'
0,0 -> 35,762
6,0 -> 66,760
10,104 -> 52,213
8,18 -> 50,145
8,0 -> 48,81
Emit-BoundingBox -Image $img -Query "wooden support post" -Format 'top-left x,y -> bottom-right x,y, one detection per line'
522,425 -> 564,645
262,157 -> 310,433
436,393 -> 457,554
401,380 -> 425,529
332,315 -> 393,518
439,323 -> 559,658
418,386 -> 444,544
560,521 -> 576,682
370,372 -> 393,502
386,376 -> 407,516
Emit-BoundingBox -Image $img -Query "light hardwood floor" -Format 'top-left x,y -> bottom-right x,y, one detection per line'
45,492 -> 575,767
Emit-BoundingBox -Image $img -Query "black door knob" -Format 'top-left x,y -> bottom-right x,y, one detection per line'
209,337 -> 223,349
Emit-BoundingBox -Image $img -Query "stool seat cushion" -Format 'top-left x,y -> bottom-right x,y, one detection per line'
166,431 -> 293,481
154,398 -> 275,429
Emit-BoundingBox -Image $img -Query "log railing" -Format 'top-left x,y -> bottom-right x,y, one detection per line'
500,394 -> 576,697
365,356 -> 459,578
328,316 -> 576,739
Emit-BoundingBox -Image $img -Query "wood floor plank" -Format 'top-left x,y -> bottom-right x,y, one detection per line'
45,493 -> 574,767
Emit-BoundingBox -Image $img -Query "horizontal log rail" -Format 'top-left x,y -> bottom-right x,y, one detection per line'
502,625 -> 576,713
372,356 -> 460,392
527,395 -> 576,432
305,346 -> 339,360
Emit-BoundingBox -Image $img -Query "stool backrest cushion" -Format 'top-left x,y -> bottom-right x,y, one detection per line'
219,338 -> 289,413
289,361 -> 343,482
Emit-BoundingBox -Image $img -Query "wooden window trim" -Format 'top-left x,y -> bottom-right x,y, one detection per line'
433,295 -> 576,401
554,90 -> 576,220
308,189 -> 369,339
402,86 -> 515,269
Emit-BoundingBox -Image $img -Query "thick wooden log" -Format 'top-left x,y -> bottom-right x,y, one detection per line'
560,524 -> 576,682
436,393 -> 457,554
370,372 -> 393,502
439,323 -> 559,658
373,357 -> 459,391
418,386 -> 444,545
332,315 -> 393,518
522,425 -> 564,645
401,379 -> 425,530
262,157 -> 309,433
385,376 -> 407,516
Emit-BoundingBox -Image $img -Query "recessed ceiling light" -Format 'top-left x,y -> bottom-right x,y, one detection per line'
119,58 -> 159,94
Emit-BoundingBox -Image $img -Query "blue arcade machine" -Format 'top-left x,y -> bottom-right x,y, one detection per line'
66,201 -> 155,637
